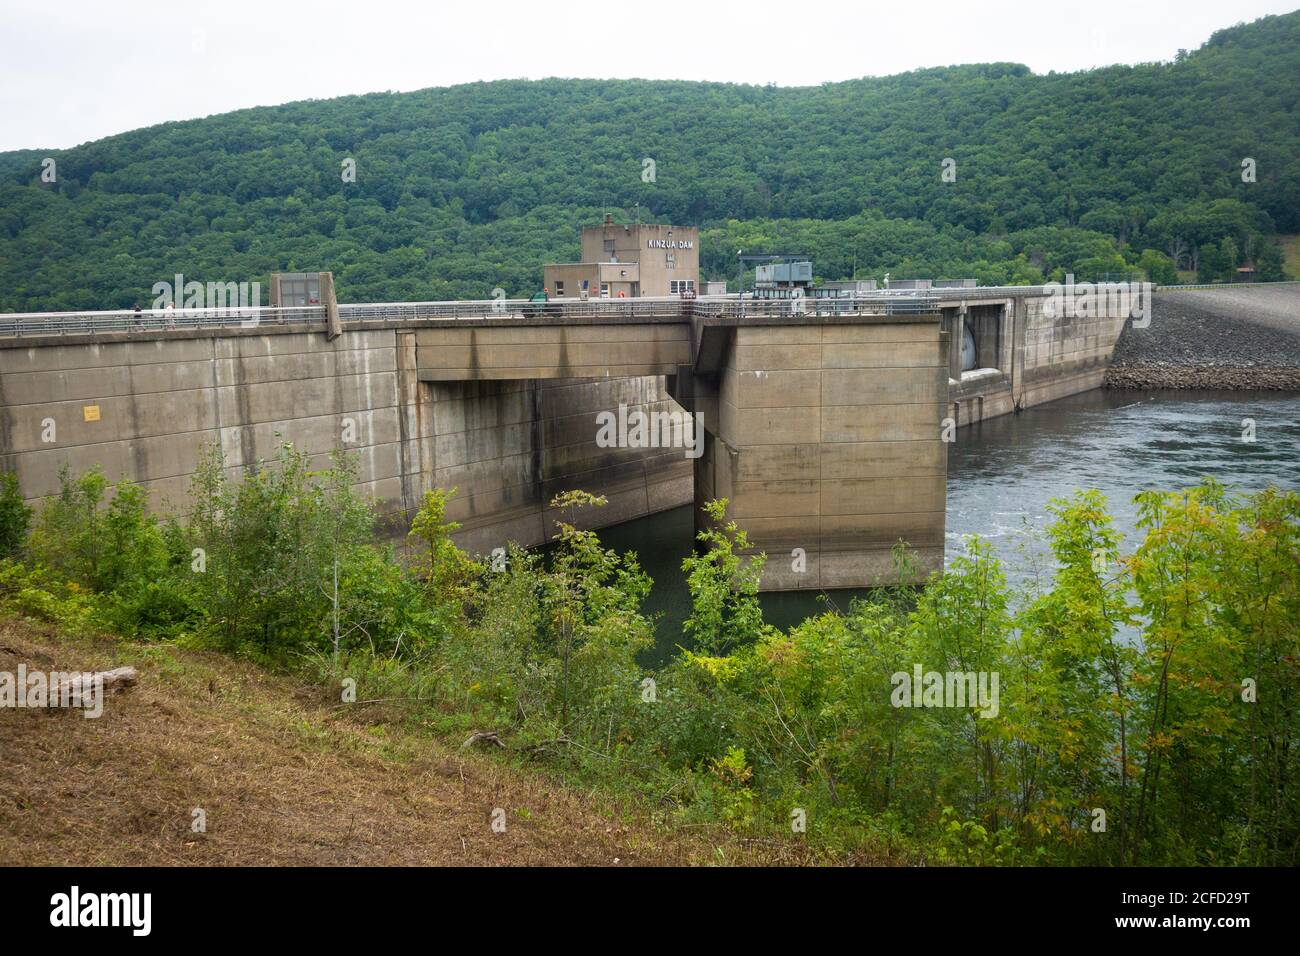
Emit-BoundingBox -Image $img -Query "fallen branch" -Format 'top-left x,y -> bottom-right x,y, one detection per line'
461,730 -> 506,750
55,666 -> 137,707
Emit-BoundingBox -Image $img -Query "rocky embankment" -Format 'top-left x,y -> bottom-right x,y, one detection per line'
1105,284 -> 1300,390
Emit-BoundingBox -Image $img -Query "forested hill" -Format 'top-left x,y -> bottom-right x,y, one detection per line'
1,11 -> 1297,311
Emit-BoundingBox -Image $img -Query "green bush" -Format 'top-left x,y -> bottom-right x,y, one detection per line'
7,454 -> 1297,865
681,498 -> 769,655
188,442 -> 375,658
0,559 -> 100,633
21,467 -> 199,637
0,473 -> 30,559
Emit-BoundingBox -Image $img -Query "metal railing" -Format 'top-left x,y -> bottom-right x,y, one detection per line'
696,294 -> 939,316
0,305 -> 326,338
0,292 -> 947,337
336,297 -> 694,323
926,284 -> 1051,301
15,281 -> 1294,337
1154,279 -> 1300,292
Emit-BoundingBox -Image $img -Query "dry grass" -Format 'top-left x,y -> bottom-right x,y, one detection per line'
0,617 -> 840,867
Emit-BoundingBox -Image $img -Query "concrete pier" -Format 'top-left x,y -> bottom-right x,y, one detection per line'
673,315 -> 948,589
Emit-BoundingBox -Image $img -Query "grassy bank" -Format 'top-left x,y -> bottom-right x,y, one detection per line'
0,617 -> 828,866
1,451 -> 1297,866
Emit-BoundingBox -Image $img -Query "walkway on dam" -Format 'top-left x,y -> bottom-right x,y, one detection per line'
0,286 -> 1079,340
9,281 -> 1294,341
0,292 -> 941,338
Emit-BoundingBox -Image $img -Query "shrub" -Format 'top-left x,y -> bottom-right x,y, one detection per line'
0,472 -> 30,559
681,498 -> 769,654
188,442 -> 374,658
0,559 -> 100,633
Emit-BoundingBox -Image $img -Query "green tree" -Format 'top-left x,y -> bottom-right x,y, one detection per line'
1254,238 -> 1285,280
1137,248 -> 1179,284
543,490 -> 652,733
1197,242 -> 1228,282
682,498 -> 768,655
1218,236 -> 1240,281
408,486 -> 477,612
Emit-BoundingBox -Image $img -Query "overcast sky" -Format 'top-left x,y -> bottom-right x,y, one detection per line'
1,0 -> 1295,152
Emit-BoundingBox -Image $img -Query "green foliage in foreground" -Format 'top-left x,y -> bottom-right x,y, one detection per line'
2,12 -> 1298,311
1,452 -> 1296,865
0,473 -> 29,559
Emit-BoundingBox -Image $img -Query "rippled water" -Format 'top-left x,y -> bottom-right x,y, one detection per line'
598,389 -> 1300,662
946,388 -> 1300,575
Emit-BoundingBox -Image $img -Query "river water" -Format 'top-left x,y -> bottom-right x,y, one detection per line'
595,389 -> 1300,663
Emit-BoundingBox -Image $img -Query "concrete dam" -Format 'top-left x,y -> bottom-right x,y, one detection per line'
0,284 -> 1135,591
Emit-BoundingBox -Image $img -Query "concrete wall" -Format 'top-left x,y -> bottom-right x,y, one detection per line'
428,374 -> 692,556
944,293 -> 1130,427
0,329 -> 405,514
0,286 -> 1129,592
414,323 -> 689,380
0,326 -> 694,555
689,318 -> 948,590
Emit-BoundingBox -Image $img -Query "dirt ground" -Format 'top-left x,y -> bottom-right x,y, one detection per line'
0,618 -> 814,867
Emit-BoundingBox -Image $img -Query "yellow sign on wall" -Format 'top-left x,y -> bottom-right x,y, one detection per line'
83,405 -> 100,422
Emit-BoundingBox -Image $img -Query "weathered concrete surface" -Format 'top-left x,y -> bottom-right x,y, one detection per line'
414,323 -> 689,380
680,317 -> 948,590
0,330 -> 405,513
0,285 -> 1140,591
941,292 -> 1130,427
945,284 -> 1300,420
0,327 -> 692,557
426,375 -> 692,556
